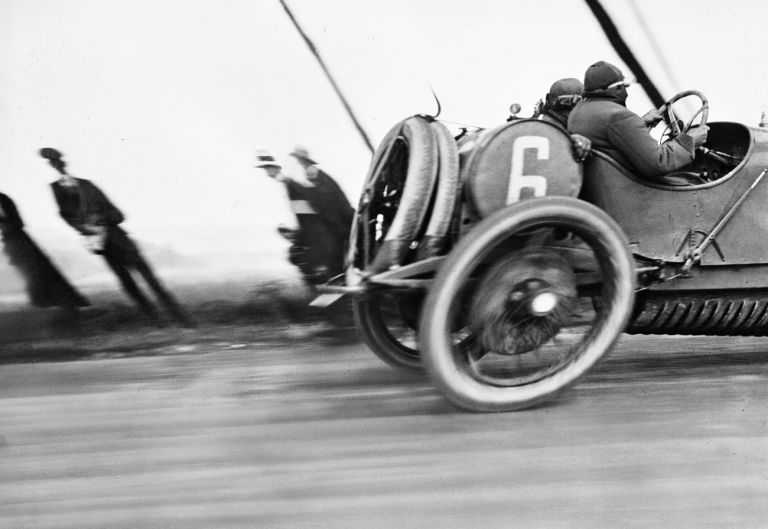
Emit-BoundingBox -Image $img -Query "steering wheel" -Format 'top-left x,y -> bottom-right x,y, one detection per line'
657,90 -> 708,141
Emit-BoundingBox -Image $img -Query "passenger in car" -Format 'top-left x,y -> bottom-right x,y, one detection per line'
537,78 -> 584,129
536,78 -> 592,162
568,61 -> 708,178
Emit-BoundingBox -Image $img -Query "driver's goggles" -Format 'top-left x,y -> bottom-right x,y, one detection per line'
553,94 -> 582,106
606,78 -> 635,89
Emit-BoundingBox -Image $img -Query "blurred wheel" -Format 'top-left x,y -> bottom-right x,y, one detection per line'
349,117 -> 460,371
352,291 -> 423,372
420,197 -> 635,412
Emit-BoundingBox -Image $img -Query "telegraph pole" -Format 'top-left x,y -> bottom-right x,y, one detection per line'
583,0 -> 665,108
278,0 -> 375,154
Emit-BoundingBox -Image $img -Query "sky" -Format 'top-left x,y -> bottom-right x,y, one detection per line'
1,0 -> 767,282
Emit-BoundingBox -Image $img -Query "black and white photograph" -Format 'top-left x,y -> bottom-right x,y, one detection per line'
1,1 -> 766,527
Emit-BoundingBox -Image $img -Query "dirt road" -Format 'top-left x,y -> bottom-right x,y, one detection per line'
1,331 -> 766,528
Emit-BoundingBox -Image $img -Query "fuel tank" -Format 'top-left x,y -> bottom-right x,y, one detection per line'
459,119 -> 582,219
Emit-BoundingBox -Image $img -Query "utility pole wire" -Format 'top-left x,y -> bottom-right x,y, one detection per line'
278,0 -> 375,154
583,0 -> 665,108
625,0 -> 681,91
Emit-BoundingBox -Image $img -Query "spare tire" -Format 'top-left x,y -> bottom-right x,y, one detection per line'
353,116 -> 439,273
416,119 -> 460,259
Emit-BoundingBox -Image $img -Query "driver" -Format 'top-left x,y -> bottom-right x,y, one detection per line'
568,60 -> 708,178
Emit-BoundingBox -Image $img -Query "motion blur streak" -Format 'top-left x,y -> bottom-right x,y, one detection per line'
0,334 -> 766,528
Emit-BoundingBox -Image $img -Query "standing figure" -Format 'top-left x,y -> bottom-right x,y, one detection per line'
255,149 -> 353,286
39,147 -> 193,327
0,191 -> 88,311
288,146 -> 354,281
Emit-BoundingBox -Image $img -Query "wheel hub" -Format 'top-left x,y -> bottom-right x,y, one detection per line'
530,291 -> 559,316
469,250 -> 576,355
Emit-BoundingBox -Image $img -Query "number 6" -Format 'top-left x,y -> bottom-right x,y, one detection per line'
506,136 -> 550,204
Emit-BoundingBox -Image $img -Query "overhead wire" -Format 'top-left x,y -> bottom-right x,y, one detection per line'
583,0 -> 665,108
625,0 -> 682,92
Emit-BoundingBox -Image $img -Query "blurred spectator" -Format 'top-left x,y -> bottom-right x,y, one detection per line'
0,191 -> 88,312
289,146 -> 354,235
255,148 -> 353,286
39,147 -> 193,327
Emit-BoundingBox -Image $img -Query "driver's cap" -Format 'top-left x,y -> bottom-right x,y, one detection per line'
548,78 -> 583,97
583,61 -> 624,92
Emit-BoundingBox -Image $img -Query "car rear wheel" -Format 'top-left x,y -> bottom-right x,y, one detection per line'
419,197 -> 636,412
352,291 -> 423,372
349,117 -> 459,372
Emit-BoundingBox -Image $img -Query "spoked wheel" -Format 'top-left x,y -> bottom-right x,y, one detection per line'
349,117 -> 459,372
420,197 -> 635,412
353,288 -> 473,373
352,291 -> 423,371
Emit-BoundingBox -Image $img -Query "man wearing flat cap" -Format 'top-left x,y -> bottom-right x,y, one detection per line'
255,148 -> 353,285
289,146 -> 353,241
538,78 -> 584,129
536,77 -> 592,162
568,60 -> 708,178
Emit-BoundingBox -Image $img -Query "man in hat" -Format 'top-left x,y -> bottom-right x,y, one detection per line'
568,60 -> 708,178
253,151 -> 306,273
255,149 -> 352,285
288,146 -> 354,239
537,78 -> 584,128
39,147 -> 193,327
535,77 -> 592,162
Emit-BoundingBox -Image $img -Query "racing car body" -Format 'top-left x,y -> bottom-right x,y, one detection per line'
585,122 -> 768,270
336,94 -> 768,412
584,121 -> 768,335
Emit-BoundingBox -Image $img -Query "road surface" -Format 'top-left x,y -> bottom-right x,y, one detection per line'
1,330 -> 766,528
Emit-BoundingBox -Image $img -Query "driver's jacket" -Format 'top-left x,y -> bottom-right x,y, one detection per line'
568,97 -> 695,178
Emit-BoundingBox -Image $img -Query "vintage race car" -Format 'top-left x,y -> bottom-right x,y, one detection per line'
331,90 -> 768,412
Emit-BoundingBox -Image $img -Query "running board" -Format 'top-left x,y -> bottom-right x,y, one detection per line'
311,256 -> 446,306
